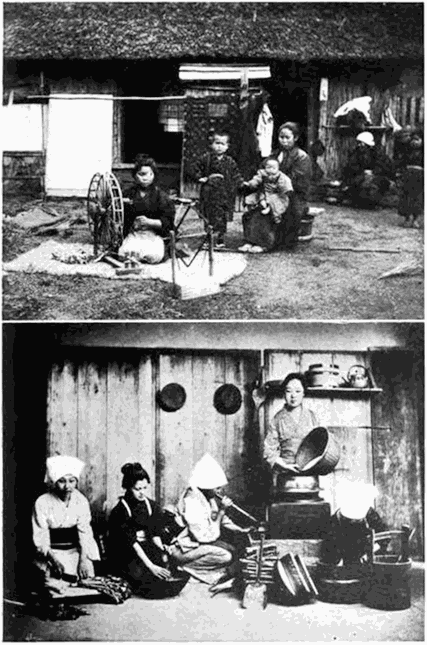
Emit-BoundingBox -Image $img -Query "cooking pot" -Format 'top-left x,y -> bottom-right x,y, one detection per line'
315,563 -> 369,604
137,571 -> 190,599
276,473 -> 320,497
157,383 -> 187,412
306,364 -> 341,388
295,427 -> 341,476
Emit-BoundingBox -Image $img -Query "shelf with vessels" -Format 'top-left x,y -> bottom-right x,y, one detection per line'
258,380 -> 382,396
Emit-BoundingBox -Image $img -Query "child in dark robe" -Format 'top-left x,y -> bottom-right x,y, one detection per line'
192,131 -> 244,248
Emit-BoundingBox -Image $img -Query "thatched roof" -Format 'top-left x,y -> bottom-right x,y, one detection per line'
3,2 -> 423,62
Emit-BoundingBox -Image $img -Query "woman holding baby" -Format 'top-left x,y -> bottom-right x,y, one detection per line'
240,121 -> 312,252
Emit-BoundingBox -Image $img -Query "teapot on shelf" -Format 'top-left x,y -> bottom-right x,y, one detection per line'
346,364 -> 370,389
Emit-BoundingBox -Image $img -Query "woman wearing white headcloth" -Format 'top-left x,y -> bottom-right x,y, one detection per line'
342,131 -> 395,208
32,455 -> 100,593
168,454 -> 251,585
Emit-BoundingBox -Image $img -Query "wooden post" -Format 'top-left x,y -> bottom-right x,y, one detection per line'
318,78 -> 328,146
170,230 -> 177,296
208,225 -> 214,277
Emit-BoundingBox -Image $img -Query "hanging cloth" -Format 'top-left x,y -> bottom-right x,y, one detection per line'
380,106 -> 402,133
334,96 -> 373,124
238,93 -> 263,180
256,103 -> 274,157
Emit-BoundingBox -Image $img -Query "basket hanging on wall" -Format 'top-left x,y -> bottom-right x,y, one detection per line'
157,383 -> 187,412
213,383 -> 242,415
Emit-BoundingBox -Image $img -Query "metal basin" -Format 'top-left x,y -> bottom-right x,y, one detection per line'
295,427 -> 341,476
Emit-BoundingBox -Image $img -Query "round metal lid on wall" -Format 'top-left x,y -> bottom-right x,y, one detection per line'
213,384 -> 242,415
157,383 -> 187,412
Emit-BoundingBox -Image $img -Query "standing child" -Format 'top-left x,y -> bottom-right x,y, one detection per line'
239,157 -> 294,252
192,131 -> 244,248
396,129 -> 424,228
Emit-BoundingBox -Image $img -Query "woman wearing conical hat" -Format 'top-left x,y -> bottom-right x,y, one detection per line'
168,454 -> 251,585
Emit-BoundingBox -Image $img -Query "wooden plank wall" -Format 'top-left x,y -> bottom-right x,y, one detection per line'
370,349 -> 424,559
47,353 -> 156,531
46,350 -> 260,525
264,351 -> 373,513
157,351 -> 260,507
320,78 -> 365,178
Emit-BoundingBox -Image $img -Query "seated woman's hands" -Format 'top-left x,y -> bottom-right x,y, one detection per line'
78,555 -> 95,579
134,215 -> 154,231
149,563 -> 172,580
48,552 -> 65,578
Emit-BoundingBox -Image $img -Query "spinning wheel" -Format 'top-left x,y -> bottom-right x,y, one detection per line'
87,172 -> 124,255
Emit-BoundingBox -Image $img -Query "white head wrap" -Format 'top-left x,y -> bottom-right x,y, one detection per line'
337,481 -> 378,520
356,131 -> 375,147
188,453 -> 228,489
45,455 -> 85,485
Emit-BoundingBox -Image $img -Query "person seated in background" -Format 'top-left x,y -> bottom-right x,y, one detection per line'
32,456 -> 100,596
119,155 -> 175,264
342,131 -> 395,209
239,157 -> 294,253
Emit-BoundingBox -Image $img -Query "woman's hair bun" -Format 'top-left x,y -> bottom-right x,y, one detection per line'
121,462 -> 150,489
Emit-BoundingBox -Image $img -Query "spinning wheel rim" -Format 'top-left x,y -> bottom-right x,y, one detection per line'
87,171 -> 124,254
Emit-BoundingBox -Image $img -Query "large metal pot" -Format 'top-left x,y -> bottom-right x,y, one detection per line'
295,427 -> 341,476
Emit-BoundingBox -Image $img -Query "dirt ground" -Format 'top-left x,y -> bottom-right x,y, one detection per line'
2,195 -> 424,320
3,564 -> 425,642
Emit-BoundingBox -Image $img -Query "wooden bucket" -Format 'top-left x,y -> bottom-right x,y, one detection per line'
298,213 -> 315,242
364,555 -> 412,610
315,563 -> 369,604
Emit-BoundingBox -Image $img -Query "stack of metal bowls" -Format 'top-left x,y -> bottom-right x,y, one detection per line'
273,554 -> 319,605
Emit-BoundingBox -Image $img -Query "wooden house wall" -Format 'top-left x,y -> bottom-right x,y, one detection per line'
264,350 -> 373,513
319,77 -> 365,178
370,349 -> 424,559
46,350 -> 260,527
4,61 -> 423,193
320,65 -> 424,178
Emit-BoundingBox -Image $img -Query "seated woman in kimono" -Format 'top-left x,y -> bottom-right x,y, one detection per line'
32,455 -> 100,595
107,462 -> 173,597
342,132 -> 395,209
118,155 -> 175,264
168,454 -> 252,586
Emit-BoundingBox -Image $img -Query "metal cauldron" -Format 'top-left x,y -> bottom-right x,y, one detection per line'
295,427 -> 341,476
136,571 -> 190,599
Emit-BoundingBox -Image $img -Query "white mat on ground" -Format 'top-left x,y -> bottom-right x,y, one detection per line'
3,240 -> 247,286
